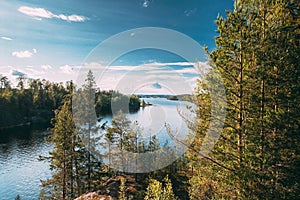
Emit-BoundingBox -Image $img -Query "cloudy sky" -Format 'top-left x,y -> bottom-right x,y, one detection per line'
0,0 -> 233,94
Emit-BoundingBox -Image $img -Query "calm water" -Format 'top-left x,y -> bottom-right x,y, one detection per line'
0,98 -> 192,200
102,98 -> 192,143
0,125 -> 53,200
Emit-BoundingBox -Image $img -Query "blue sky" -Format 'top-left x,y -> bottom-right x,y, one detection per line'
0,0 -> 233,93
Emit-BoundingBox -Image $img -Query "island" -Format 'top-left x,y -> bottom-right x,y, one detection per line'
167,95 -> 179,101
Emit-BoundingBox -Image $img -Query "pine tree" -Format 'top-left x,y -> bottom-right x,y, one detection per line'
185,0 -> 300,199
41,92 -> 86,199
144,176 -> 178,200
161,175 -> 178,200
253,1 -> 300,198
106,111 -> 139,172
40,81 -> 102,199
16,75 -> 25,90
0,74 -> 11,89
73,70 -> 104,190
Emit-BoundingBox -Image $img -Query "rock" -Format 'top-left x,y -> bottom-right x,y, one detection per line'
74,192 -> 114,200
75,175 -> 142,200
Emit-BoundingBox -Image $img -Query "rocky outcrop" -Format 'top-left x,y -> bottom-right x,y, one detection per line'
74,192 -> 113,200
75,175 -> 143,200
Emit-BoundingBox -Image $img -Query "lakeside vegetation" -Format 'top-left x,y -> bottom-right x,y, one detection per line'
0,73 -> 140,129
39,70 -> 185,199
166,95 -> 179,101
1,0 -> 299,199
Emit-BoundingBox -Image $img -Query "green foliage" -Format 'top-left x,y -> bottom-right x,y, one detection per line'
0,73 -> 140,129
3,2 -> 297,198
166,95 -> 178,101
144,178 -> 162,200
0,74 -> 11,89
40,72 -> 105,199
105,111 -> 140,172
144,176 -> 178,200
95,90 -> 140,115
40,94 -> 85,199
104,111 -> 182,173
71,70 -> 105,192
162,176 -> 178,200
186,0 -> 300,199
36,70 -> 143,198
0,76 -> 68,128
118,177 -> 132,200
141,99 -> 146,107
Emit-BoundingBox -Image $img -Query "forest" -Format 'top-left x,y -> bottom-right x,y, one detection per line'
2,0 -> 300,199
0,72 -> 140,129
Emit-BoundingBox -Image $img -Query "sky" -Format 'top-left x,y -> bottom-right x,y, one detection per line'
0,0 -> 233,94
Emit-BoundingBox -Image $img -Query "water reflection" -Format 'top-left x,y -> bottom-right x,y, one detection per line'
0,125 -> 53,200
0,98 -> 193,199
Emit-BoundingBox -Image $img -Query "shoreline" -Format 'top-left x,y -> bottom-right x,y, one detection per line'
0,122 -> 31,130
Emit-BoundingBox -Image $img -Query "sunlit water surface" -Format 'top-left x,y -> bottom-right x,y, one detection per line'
0,98 -> 193,199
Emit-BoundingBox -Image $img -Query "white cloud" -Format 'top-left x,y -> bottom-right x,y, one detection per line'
145,67 -> 199,75
0,65 -> 78,87
103,62 -> 205,77
33,17 -> 42,21
176,67 -> 200,74
12,48 -> 37,58
79,61 -> 208,94
41,65 -> 52,70
142,0 -> 150,8
0,61 -> 206,92
18,6 -> 88,22
18,6 -> 53,18
60,65 -> 73,74
59,65 -> 80,74
24,67 -> 45,76
84,62 -> 196,72
82,61 -> 207,76
1,36 -> 13,41
66,15 -> 86,22
144,62 -> 195,67
12,50 -> 33,58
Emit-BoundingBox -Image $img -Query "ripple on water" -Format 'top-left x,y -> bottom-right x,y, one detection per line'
0,129 -> 53,200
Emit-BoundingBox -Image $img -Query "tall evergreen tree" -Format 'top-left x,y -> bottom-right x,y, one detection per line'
0,74 -> 11,89
40,90 -> 87,199
73,70 -> 104,190
185,0 -> 300,199
40,80 -> 105,199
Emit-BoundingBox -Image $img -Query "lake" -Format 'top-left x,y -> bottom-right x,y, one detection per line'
0,125 -> 53,200
102,97 -> 192,143
0,98 -> 193,199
